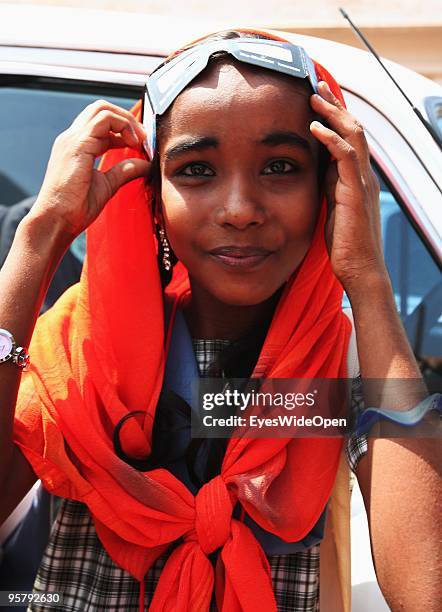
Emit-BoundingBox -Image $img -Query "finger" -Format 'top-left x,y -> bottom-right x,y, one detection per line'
310,121 -> 364,193
313,84 -> 381,209
310,82 -> 370,168
102,158 -> 151,199
91,133 -> 140,157
107,133 -> 135,150
65,113 -> 144,160
72,100 -> 146,143
89,111 -> 142,149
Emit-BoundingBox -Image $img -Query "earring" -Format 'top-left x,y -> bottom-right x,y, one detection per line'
158,227 -> 171,271
155,223 -> 177,288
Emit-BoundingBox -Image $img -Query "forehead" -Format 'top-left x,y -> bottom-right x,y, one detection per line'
159,59 -> 315,142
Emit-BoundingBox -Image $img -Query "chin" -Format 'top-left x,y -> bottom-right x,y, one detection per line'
209,282 -> 281,307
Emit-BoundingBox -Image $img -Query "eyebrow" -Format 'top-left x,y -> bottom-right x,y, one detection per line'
260,130 -> 311,152
164,136 -> 218,161
163,130 -> 311,161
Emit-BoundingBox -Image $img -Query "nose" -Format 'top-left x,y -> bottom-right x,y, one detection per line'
214,173 -> 266,230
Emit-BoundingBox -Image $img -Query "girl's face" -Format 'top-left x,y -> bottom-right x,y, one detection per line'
158,59 -> 321,306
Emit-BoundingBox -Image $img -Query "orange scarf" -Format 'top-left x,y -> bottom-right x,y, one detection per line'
13,54 -> 351,611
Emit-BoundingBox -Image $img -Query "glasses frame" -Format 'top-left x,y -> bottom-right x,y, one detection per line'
142,38 -> 319,160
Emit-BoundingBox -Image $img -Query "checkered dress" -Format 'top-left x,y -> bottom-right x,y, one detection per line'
29,339 -> 367,612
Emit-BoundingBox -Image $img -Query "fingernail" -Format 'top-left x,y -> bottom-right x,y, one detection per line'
319,82 -> 334,101
311,120 -> 324,129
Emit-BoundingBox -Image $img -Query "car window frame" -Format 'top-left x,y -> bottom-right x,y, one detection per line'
343,89 -> 442,267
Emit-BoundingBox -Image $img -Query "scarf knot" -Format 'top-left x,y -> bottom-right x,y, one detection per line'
191,475 -> 234,555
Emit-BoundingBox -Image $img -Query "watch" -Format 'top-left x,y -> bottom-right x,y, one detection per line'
0,329 -> 30,369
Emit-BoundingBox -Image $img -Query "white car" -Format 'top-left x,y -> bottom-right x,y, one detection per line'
0,5 -> 441,611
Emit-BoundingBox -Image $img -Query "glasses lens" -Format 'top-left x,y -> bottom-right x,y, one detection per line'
156,53 -> 198,95
236,41 -> 294,63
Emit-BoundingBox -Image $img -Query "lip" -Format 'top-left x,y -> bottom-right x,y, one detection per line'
208,245 -> 273,269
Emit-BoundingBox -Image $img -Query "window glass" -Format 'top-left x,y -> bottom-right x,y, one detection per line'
0,81 -> 139,206
344,165 -> 441,392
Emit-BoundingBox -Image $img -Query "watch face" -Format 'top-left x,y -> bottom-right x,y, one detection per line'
0,333 -> 13,360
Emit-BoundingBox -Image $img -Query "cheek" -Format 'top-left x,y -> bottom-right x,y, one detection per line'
159,179 -> 200,261
279,176 -> 320,236
160,180 -> 187,222
273,179 -> 321,276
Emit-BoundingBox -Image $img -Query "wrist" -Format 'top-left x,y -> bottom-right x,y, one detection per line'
17,207 -> 73,258
344,268 -> 392,308
344,268 -> 424,384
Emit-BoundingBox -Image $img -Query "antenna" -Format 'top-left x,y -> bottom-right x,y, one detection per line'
339,7 -> 441,148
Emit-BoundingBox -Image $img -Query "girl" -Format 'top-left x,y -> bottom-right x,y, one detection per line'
0,30 -> 440,612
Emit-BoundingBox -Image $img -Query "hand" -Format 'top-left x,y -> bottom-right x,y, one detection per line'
30,100 -> 150,241
310,81 -> 387,293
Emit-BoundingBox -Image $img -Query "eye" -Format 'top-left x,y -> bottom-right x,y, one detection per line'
178,163 -> 215,177
262,160 -> 298,175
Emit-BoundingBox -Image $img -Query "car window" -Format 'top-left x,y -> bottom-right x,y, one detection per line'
0,79 -> 139,206
380,172 -> 441,393
345,164 -> 441,392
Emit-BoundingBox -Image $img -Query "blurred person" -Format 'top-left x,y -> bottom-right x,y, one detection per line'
0,197 -> 84,312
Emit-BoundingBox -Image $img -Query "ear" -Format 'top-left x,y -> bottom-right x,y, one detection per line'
154,196 -> 165,229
